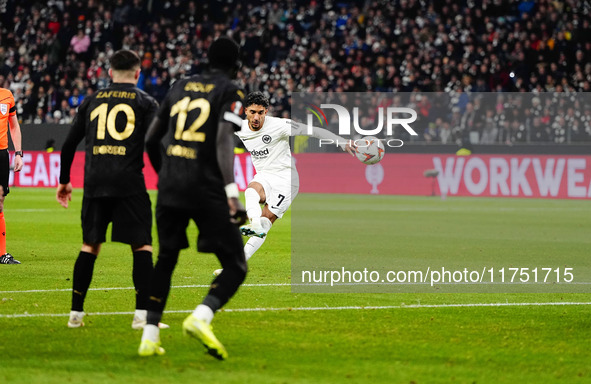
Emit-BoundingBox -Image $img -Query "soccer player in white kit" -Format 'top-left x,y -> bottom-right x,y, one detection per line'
214,92 -> 354,276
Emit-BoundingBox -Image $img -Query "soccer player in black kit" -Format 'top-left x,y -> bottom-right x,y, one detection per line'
57,50 -> 163,330
138,37 -> 247,360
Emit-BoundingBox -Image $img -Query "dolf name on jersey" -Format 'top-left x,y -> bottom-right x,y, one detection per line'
250,148 -> 270,158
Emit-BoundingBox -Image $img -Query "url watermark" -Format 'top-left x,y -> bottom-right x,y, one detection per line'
301,267 -> 575,287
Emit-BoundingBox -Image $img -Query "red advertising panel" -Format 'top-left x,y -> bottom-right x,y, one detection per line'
10,152 -> 251,191
9,152 -> 73,188
295,153 -> 591,199
9,152 -> 159,189
11,152 -> 591,199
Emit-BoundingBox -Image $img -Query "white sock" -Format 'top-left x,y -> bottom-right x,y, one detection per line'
134,309 -> 147,320
142,324 -> 159,342
70,310 -> 84,318
193,304 -> 214,324
260,217 -> 272,231
244,237 -> 265,261
251,216 -> 262,228
245,188 -> 262,221
244,217 -> 272,261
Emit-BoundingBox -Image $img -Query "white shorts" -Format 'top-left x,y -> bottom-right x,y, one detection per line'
251,172 -> 299,219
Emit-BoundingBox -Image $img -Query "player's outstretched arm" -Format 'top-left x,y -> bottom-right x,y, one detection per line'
289,120 -> 356,156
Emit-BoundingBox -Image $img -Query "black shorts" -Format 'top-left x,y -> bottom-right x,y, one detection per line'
156,200 -> 243,256
0,149 -> 9,196
81,193 -> 152,245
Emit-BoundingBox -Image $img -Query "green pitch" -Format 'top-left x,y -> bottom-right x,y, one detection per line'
0,188 -> 589,384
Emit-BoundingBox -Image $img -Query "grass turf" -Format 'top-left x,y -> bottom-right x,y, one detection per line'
0,188 -> 589,383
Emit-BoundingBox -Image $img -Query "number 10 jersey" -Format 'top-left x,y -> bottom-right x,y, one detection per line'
60,82 -> 159,197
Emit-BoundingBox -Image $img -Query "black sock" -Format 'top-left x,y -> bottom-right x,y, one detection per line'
146,249 -> 179,325
147,310 -> 162,326
132,250 -> 153,310
202,295 -> 223,313
71,251 -> 97,311
205,249 -> 247,310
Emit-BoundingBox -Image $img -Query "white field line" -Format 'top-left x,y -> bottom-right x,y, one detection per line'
2,281 -> 591,295
1,302 -> 591,319
0,281 -> 591,295
0,283 -> 290,294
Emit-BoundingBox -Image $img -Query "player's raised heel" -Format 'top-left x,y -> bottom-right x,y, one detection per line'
213,268 -> 223,277
240,224 -> 267,238
182,314 -> 228,360
138,339 -> 165,357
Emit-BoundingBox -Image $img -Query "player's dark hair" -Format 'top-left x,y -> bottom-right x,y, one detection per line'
208,36 -> 241,72
110,50 -> 141,71
245,91 -> 269,109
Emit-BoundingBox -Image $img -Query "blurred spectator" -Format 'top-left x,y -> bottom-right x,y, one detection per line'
68,88 -> 84,108
0,0 -> 589,143
70,29 -> 91,58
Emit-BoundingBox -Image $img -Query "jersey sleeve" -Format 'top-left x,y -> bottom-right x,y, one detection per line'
59,98 -> 89,184
7,91 -> 16,116
69,97 -> 90,137
288,119 -> 302,136
156,90 -> 171,122
277,118 -> 292,138
143,96 -> 159,133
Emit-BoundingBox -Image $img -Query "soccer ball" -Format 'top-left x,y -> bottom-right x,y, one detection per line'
354,136 -> 385,165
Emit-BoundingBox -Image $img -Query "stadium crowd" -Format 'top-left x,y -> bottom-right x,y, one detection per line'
0,0 -> 590,144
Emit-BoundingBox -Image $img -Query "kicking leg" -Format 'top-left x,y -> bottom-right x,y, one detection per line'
214,207 -> 275,276
244,207 -> 275,261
